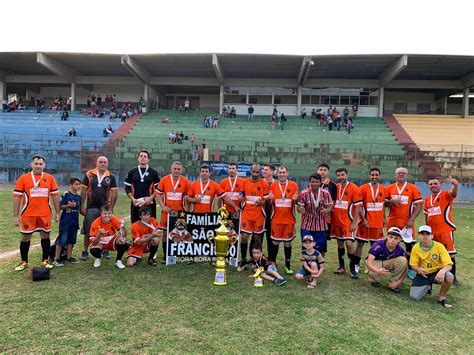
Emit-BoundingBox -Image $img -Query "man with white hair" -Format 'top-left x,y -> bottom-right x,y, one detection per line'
385,167 -> 423,279
80,156 -> 118,260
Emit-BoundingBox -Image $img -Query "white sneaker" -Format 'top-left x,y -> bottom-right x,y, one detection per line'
236,264 -> 247,272
94,258 -> 101,268
355,264 -> 360,274
116,260 -> 125,269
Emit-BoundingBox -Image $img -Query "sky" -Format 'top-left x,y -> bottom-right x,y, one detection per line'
0,0 -> 472,56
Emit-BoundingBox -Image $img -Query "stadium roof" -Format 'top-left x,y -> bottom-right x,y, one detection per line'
0,52 -> 473,91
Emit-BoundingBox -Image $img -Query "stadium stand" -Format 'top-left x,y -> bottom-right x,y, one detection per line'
0,110 -> 123,182
387,114 -> 474,181
112,110 -> 418,181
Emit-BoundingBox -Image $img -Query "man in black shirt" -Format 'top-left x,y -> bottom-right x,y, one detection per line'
124,150 -> 160,223
80,156 -> 118,260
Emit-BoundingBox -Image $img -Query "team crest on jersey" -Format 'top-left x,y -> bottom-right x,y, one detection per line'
432,254 -> 439,260
23,224 -> 29,229
257,186 -> 261,191
104,177 -> 111,184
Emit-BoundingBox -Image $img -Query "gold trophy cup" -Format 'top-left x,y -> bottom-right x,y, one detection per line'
209,207 -> 237,286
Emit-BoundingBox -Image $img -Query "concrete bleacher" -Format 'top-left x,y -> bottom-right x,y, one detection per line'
114,110 -> 416,180
0,110 -> 122,176
393,114 -> 474,180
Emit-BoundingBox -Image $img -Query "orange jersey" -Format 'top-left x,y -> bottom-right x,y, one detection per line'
89,216 -> 122,239
131,218 -> 159,242
424,190 -> 455,233
269,180 -> 299,224
219,176 -> 244,213
386,182 -> 423,225
156,175 -> 190,211
359,183 -> 388,228
188,179 -> 225,213
241,178 -> 269,221
332,182 -> 362,227
13,172 -> 59,217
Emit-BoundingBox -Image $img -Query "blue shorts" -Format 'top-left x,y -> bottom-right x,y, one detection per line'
57,228 -> 78,247
296,262 -> 320,278
300,229 -> 327,253
266,264 -> 277,273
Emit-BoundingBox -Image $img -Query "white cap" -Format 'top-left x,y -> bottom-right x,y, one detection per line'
418,225 -> 432,234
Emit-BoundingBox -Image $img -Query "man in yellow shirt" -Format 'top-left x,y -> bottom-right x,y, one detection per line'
409,225 -> 454,308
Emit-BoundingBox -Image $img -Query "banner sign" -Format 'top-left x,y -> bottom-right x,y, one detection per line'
166,210 -> 240,266
205,162 -> 252,177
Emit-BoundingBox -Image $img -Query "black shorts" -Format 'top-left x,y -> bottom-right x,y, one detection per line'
412,271 -> 454,286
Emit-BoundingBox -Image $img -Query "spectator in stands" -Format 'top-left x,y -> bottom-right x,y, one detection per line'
347,117 -> 353,134
271,112 -> 277,129
18,99 -> 27,111
177,103 -> 184,112
97,94 -> 102,107
352,103 -> 358,119
61,109 -> 69,121
326,113 -> 333,131
311,108 -> 317,120
67,97 -> 72,111
91,94 -> 96,107
68,127 -> 77,137
230,107 -> 236,118
213,115 -> 219,128
1,98 -> 7,112
222,106 -> 228,117
208,116 -> 214,128
190,133 -> 196,148
109,109 -> 117,121
112,94 -> 117,107
280,113 -> 287,130
193,145 -> 199,160
248,105 -> 254,121
334,110 -> 342,131
301,107 -> 307,119
343,106 -> 350,125
103,125 -> 114,137
327,105 -> 333,119
87,95 -> 91,108
168,131 -> 175,144
7,100 -> 17,112
184,98 -> 190,112
162,116 -> 169,124
201,139 -> 207,150
121,111 -> 127,122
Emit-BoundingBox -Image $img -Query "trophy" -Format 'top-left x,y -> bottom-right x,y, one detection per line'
208,206 -> 237,286
251,267 -> 264,287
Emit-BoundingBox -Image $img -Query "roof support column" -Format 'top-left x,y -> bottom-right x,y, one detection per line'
462,87 -> 470,118
444,96 -> 448,115
297,86 -> 302,115
70,83 -> 76,111
0,80 -> 6,101
378,87 -> 384,117
144,84 -> 150,112
219,85 -> 224,115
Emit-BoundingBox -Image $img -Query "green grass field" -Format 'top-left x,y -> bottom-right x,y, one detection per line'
0,187 -> 473,353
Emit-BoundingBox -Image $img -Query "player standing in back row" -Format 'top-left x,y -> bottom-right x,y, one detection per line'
424,176 -> 460,285
267,165 -> 299,274
13,155 -> 60,271
386,167 -> 423,279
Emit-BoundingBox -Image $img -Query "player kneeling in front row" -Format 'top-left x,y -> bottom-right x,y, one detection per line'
409,225 -> 454,308
365,227 -> 408,293
88,205 -> 128,269
127,206 -> 162,267
295,235 -> 325,289
250,246 -> 286,286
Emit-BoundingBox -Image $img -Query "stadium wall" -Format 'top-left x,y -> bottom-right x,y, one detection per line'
384,92 -> 436,114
